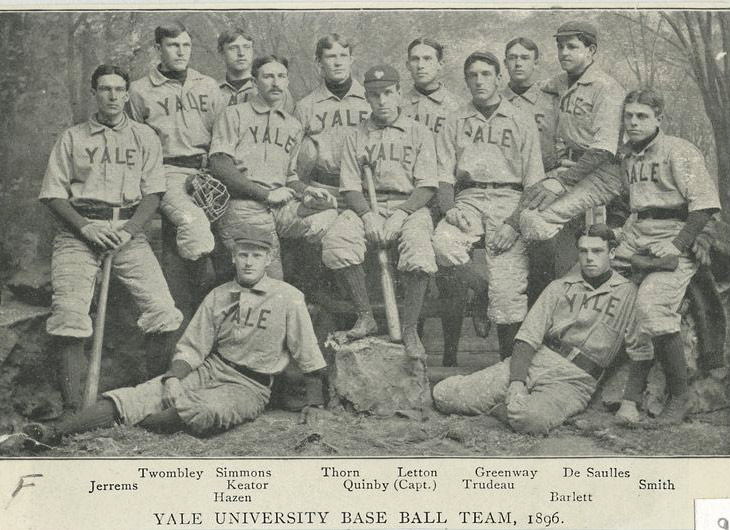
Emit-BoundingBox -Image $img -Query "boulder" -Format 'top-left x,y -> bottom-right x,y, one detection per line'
325,335 -> 432,417
6,261 -> 52,306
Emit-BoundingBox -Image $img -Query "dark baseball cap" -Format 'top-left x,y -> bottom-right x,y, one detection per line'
233,225 -> 273,250
554,20 -> 598,44
364,64 -> 400,90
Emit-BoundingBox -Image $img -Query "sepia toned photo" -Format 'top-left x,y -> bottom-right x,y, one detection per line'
0,6 -> 728,466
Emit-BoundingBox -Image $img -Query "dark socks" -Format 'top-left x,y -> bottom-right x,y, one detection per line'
497,322 -> 521,360
145,332 -> 173,379
653,332 -> 689,396
58,337 -> 85,410
623,359 -> 654,403
401,271 -> 429,328
337,265 -> 372,314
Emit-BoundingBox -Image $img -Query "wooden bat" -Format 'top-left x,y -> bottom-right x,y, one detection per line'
82,209 -> 118,409
362,164 -> 402,342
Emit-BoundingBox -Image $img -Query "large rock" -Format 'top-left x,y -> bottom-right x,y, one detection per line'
6,261 -> 52,306
325,335 -> 432,417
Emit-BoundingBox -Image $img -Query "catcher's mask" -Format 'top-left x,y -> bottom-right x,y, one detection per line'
187,172 -> 230,222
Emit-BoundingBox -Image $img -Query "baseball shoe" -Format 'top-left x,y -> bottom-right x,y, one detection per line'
655,393 -> 690,426
22,423 -> 60,450
614,400 -> 641,427
402,325 -> 426,360
345,312 -> 378,341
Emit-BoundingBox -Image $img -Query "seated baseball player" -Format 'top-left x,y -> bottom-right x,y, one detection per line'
23,225 -> 328,446
209,55 -> 338,280
39,64 -> 183,411
320,64 -> 439,359
433,224 -> 650,435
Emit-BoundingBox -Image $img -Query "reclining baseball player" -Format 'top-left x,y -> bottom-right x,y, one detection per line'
433,224 -> 650,435
23,225 -> 328,446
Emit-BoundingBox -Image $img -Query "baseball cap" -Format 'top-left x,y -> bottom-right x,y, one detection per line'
364,64 -> 400,90
233,225 -> 273,250
554,20 -> 598,44
464,51 -> 501,74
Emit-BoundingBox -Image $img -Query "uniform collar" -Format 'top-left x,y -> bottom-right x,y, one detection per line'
623,129 -> 664,158
461,96 -> 515,121
407,83 -> 447,104
503,82 -> 541,105
365,111 -> 408,132
543,63 -> 609,95
228,274 -> 276,297
250,94 -> 288,117
149,66 -> 204,87
563,268 -> 630,292
219,76 -> 254,92
315,79 -> 366,102
88,113 -> 129,135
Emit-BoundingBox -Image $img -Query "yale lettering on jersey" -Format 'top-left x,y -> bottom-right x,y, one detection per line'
627,160 -> 661,184
364,142 -> 414,169
236,304 -> 271,330
85,146 -> 137,167
412,112 -> 447,134
314,109 -> 369,130
247,126 -> 297,154
467,124 -> 514,149
563,292 -> 621,320
155,93 -> 211,116
559,93 -> 594,118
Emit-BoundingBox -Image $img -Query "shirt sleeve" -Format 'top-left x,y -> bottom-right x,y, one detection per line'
126,86 -> 147,124
172,292 -> 220,370
670,142 -> 722,212
436,116 -> 458,185
339,128 -> 363,192
285,293 -> 327,373
139,128 -> 166,196
209,106 -> 241,160
39,131 -> 74,200
588,81 -> 624,155
285,127 -> 303,184
412,124 -> 439,189
514,280 -> 560,350
520,114 -> 546,188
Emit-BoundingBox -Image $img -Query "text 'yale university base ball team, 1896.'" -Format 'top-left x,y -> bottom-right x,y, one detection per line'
21,18 -> 722,448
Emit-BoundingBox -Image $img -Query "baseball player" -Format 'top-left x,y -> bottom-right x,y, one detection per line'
128,22 -> 221,263
502,36 -> 561,303
608,89 -> 721,426
433,224 -> 649,434
431,51 -> 545,361
217,28 -> 295,113
320,64 -> 438,358
23,225 -> 328,445
293,33 -> 370,203
519,21 -> 625,232
209,55 -> 339,280
400,37 -> 490,337
39,65 -> 183,410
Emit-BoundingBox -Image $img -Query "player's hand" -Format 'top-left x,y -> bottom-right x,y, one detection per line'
362,212 -> 384,244
489,223 -> 519,254
112,228 -> 133,252
162,377 -> 184,409
559,159 -> 577,168
505,381 -> 528,406
649,240 -> 682,258
80,223 -> 123,250
523,179 -> 564,211
444,207 -> 473,231
304,187 -> 337,207
382,209 -> 407,242
298,405 -> 333,426
266,187 -> 296,206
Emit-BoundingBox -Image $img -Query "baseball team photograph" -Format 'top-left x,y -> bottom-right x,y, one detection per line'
0,8 -> 728,457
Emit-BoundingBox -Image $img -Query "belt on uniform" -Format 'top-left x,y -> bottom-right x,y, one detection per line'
564,146 -> 586,162
74,204 -> 137,220
636,207 -> 688,221
545,338 -> 605,380
364,191 -> 410,202
456,181 -> 523,193
214,352 -> 273,387
163,153 -> 208,170
310,170 -> 340,188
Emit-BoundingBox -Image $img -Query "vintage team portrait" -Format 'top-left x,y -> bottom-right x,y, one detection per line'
0,7 -> 729,520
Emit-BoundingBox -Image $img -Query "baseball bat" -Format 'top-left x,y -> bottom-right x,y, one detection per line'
362,164 -> 402,342
82,209 -> 118,409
